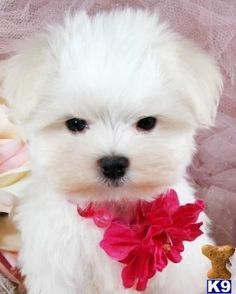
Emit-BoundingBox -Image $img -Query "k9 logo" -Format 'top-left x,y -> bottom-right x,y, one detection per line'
207,280 -> 232,294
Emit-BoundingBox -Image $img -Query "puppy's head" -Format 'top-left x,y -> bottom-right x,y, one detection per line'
0,10 -> 222,201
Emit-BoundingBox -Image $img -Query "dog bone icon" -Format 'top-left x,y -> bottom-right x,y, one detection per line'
202,244 -> 235,279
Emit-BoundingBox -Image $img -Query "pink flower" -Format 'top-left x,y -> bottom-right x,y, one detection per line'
99,190 -> 204,291
0,105 -> 28,174
0,139 -> 28,173
78,190 -> 204,291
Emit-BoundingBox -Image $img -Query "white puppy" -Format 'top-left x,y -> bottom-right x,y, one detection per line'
0,9 -> 222,294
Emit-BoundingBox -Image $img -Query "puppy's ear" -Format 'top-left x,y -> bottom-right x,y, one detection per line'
179,40 -> 223,128
0,36 -> 50,124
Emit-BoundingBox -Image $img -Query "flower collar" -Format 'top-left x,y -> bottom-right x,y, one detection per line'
77,189 -> 204,291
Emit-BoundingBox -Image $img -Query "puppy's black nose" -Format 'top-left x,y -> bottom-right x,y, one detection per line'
98,156 -> 129,180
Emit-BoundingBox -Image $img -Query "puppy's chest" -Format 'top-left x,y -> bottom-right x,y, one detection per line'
25,199 -> 153,293
54,208 -> 131,293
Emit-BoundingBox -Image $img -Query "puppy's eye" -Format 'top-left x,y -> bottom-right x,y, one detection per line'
66,118 -> 88,133
136,116 -> 157,131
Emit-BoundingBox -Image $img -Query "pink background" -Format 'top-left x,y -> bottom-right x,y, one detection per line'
0,0 -> 235,245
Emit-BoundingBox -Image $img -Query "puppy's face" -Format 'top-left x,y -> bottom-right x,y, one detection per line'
0,10 -> 222,201
28,75 -> 195,201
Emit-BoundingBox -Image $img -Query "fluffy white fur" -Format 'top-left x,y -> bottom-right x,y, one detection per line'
0,9 -> 222,294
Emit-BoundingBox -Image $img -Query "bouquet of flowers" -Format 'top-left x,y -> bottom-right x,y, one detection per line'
0,99 -> 30,290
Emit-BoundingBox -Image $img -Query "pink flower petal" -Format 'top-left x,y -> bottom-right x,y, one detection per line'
100,223 -> 141,260
184,222 -> 204,241
0,140 -> 23,164
0,144 -> 28,173
121,246 -> 155,291
172,200 -> 205,227
165,246 -> 183,263
149,209 -> 173,227
152,189 -> 180,215
154,244 -> 168,271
